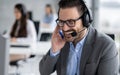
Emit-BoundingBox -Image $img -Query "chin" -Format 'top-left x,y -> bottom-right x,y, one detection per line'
65,37 -> 74,42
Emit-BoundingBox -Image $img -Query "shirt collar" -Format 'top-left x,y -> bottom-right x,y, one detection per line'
69,29 -> 88,51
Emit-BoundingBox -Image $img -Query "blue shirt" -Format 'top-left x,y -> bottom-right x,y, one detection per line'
43,14 -> 54,24
50,32 -> 87,75
66,35 -> 87,75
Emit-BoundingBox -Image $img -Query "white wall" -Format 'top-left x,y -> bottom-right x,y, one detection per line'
0,0 -> 59,33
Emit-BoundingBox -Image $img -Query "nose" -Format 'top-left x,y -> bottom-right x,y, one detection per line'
62,23 -> 70,31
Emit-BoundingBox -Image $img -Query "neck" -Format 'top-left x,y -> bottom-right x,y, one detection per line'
46,13 -> 51,16
73,28 -> 87,47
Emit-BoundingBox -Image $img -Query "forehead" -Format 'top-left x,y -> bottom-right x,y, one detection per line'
14,8 -> 20,12
59,7 -> 81,20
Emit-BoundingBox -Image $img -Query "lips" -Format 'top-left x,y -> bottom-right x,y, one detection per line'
64,31 -> 73,38
63,29 -> 76,37
65,31 -> 73,34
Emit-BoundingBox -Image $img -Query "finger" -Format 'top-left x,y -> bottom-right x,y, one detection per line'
57,33 -> 65,42
52,31 -> 60,39
54,25 -> 60,34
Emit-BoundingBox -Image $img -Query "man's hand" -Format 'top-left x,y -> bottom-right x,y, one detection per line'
51,26 -> 66,53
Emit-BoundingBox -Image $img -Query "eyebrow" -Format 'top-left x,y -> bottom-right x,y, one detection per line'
58,13 -> 84,21
58,18 -> 79,21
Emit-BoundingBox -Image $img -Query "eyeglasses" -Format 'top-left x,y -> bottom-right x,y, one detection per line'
56,14 -> 84,27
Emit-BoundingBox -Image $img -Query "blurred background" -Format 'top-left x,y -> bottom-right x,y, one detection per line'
0,0 -> 120,75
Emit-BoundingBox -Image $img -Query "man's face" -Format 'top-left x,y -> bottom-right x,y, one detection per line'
59,7 -> 84,42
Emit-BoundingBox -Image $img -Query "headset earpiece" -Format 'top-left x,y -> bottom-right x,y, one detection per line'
21,4 -> 27,17
80,0 -> 93,27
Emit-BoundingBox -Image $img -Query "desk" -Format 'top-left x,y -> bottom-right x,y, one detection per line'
38,27 -> 54,41
10,42 -> 51,55
40,28 -> 54,33
10,47 -> 32,55
32,41 -> 51,55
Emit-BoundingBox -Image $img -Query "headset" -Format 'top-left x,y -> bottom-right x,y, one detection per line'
80,0 -> 93,27
21,4 -> 27,17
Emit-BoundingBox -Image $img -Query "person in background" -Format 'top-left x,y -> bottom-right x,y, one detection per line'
10,3 -> 37,62
41,4 -> 57,30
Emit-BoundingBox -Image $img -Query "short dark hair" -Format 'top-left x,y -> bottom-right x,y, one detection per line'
58,0 -> 86,16
46,4 -> 51,8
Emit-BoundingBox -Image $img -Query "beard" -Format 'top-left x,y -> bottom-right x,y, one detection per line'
63,29 -> 78,42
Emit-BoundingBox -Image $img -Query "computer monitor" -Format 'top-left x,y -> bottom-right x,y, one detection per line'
0,35 -> 9,75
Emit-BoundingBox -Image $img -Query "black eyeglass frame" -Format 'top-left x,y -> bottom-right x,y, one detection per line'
56,13 -> 84,27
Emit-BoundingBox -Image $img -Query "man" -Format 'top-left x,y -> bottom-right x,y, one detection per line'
40,0 -> 119,75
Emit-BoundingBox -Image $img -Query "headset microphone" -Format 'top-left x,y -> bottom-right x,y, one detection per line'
59,28 -> 86,39
71,31 -> 77,37
70,28 -> 86,37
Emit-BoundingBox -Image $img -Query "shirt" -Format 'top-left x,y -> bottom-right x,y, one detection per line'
50,30 -> 88,75
66,35 -> 87,75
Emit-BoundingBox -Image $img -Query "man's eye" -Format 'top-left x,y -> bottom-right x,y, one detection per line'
68,20 -> 74,24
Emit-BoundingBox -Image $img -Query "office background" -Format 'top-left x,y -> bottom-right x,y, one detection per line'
0,0 -> 59,34
0,0 -> 120,75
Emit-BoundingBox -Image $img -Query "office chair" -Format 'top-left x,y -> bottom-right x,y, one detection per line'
106,34 -> 115,40
27,11 -> 33,20
34,21 -> 40,37
40,33 -> 52,41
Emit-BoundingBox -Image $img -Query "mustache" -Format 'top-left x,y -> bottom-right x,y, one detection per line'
63,29 -> 76,35
63,29 -> 76,33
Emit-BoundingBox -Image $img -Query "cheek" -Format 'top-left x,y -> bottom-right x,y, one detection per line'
18,13 -> 21,18
16,13 -> 21,19
75,20 -> 84,31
